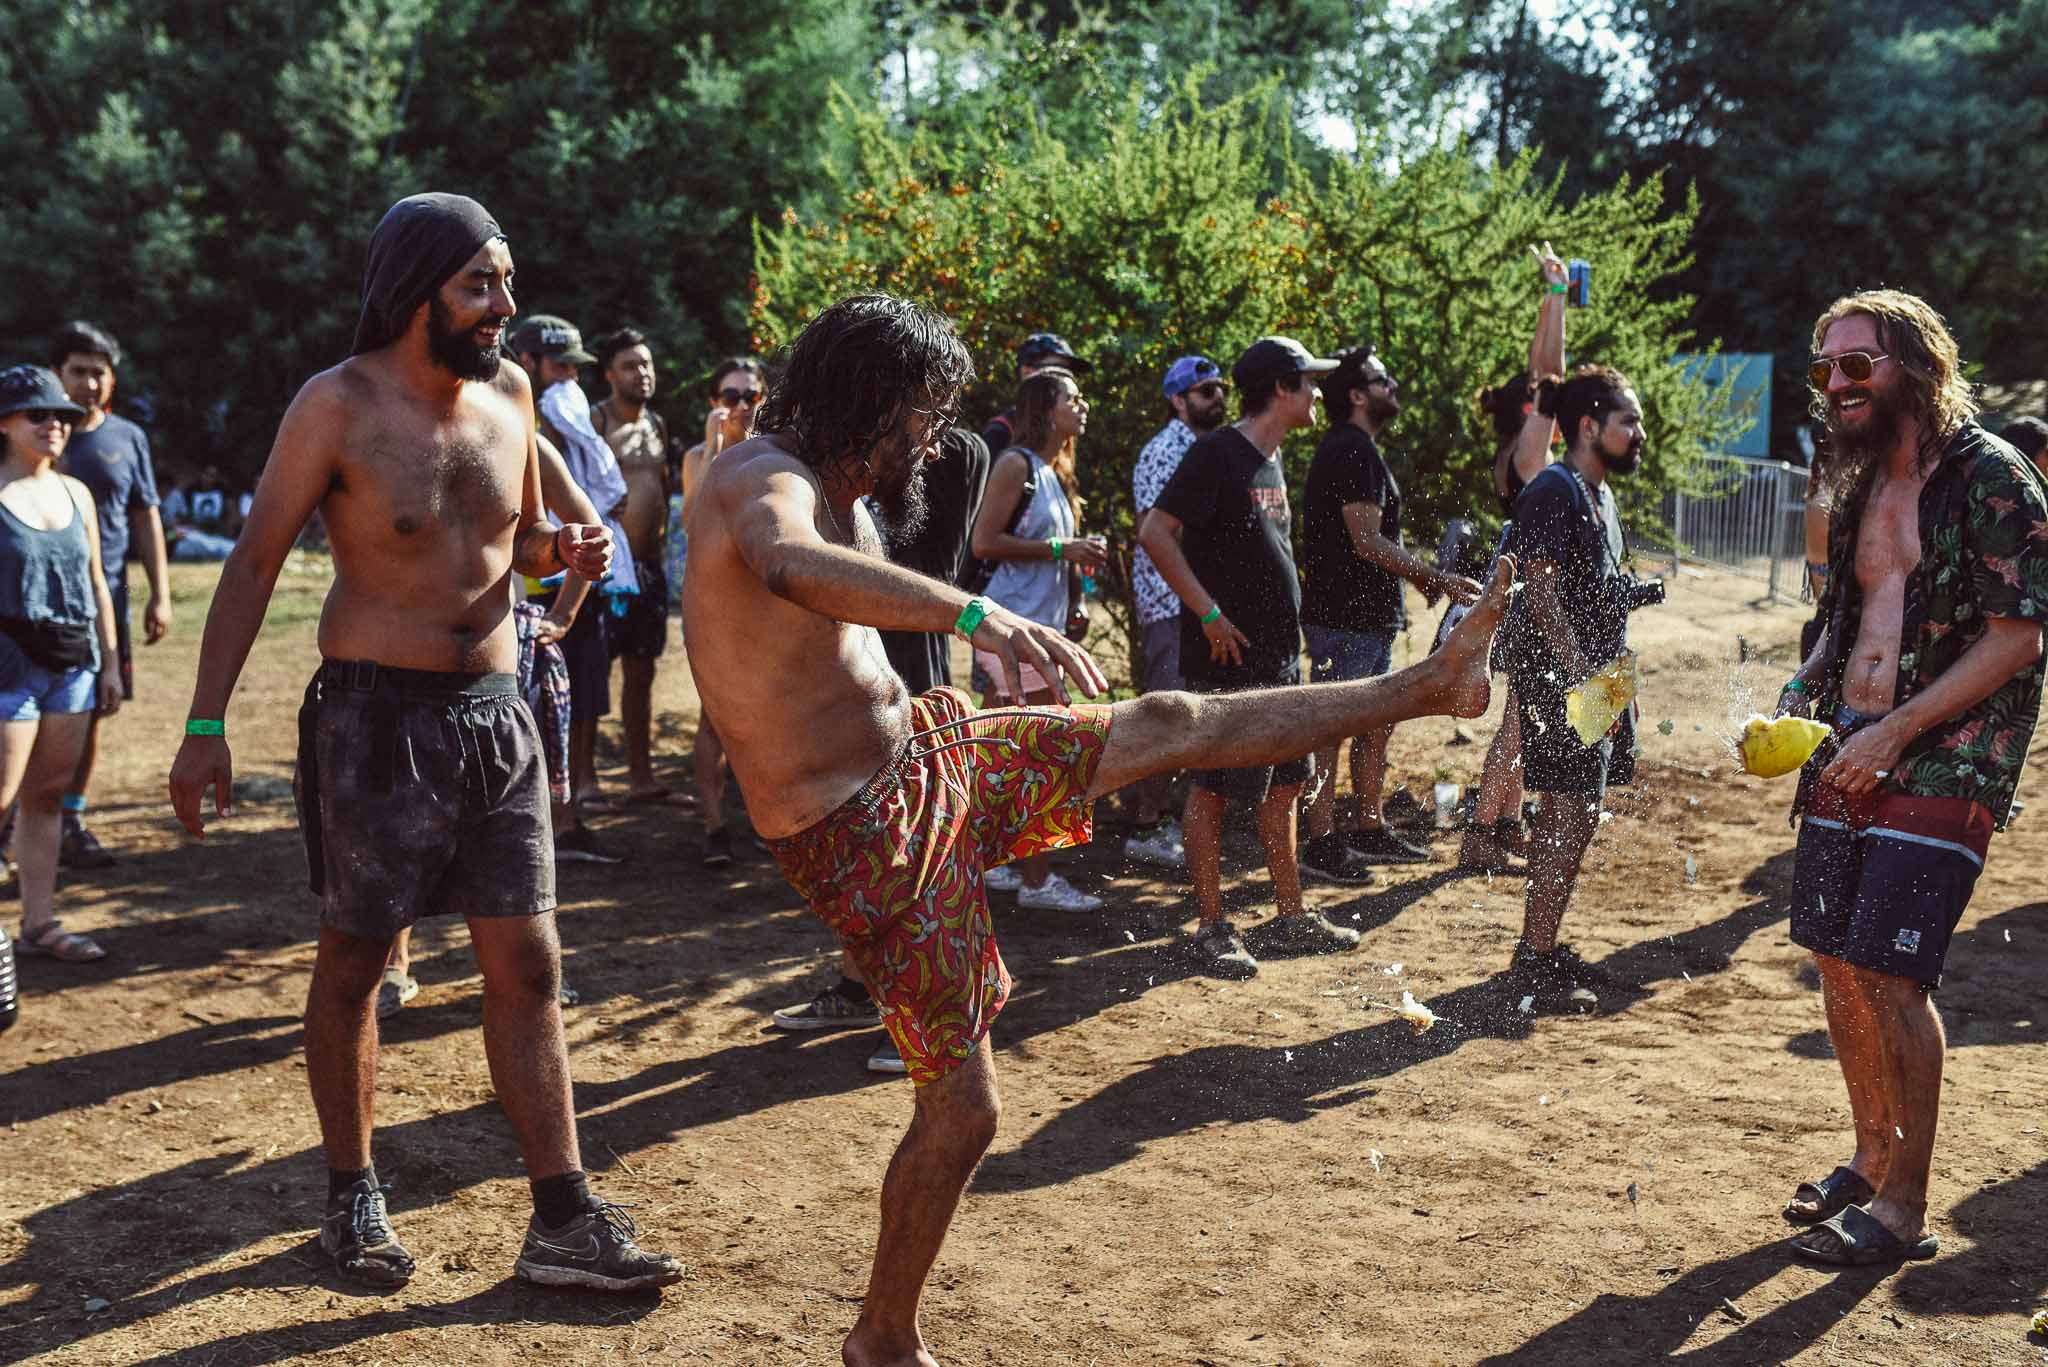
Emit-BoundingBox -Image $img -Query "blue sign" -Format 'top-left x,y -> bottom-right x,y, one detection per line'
1676,353 -> 1772,459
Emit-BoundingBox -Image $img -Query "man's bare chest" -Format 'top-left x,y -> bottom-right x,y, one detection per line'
1854,483 -> 1924,595
340,410 -> 523,542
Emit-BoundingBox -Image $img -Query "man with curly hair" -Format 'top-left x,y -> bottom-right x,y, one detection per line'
1778,290 -> 2048,1267
684,292 -> 1515,1366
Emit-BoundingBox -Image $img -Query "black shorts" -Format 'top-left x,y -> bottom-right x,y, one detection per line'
294,661 -> 555,939
536,589 -> 609,720
1514,679 -> 1635,797
1790,786 -> 1989,989
607,560 -> 668,661
1187,667 -> 1311,803
109,577 -> 134,701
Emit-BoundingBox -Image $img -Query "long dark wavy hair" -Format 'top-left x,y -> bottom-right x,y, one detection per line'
1810,289 -> 1978,497
753,293 -> 974,484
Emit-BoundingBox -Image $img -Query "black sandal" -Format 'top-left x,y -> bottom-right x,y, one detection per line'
1791,1204 -> 1938,1266
1783,1165 -> 1875,1224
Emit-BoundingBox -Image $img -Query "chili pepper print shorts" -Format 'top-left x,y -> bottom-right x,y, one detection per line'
765,686 -> 1112,1086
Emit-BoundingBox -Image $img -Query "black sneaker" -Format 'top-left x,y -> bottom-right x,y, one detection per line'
771,982 -> 882,1032
556,826 -> 624,865
1190,921 -> 1258,980
59,824 -> 116,870
1505,940 -> 1598,1011
319,1179 -> 416,1286
514,1201 -> 683,1291
1299,834 -> 1376,886
702,827 -> 733,869
1265,911 -> 1362,953
1345,825 -> 1430,865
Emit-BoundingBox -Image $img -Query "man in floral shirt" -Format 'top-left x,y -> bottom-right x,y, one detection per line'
1778,290 -> 2048,1269
1124,354 -> 1229,867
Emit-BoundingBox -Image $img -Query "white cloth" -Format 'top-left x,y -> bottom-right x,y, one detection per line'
538,380 -> 639,596
1132,419 -> 1196,625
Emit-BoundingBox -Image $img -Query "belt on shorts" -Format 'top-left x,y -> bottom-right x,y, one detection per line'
304,659 -> 517,798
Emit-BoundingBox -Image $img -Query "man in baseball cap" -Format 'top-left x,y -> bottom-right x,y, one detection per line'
1124,353 -> 1232,870
510,315 -> 599,369
1230,335 -> 1339,392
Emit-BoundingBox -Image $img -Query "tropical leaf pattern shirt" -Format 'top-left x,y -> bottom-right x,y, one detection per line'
1132,419 -> 1197,625
1813,424 -> 2048,826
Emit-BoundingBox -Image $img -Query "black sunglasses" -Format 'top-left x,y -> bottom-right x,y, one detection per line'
719,386 -> 762,405
1808,351 -> 1890,389
1189,381 -> 1229,399
20,408 -> 72,426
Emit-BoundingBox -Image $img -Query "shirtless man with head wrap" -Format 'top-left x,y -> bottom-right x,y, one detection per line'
168,193 -> 679,1293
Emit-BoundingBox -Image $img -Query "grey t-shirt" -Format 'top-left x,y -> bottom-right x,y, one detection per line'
59,413 -> 158,580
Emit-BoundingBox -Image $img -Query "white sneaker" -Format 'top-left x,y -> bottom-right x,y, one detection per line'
985,864 -> 1024,894
1122,824 -> 1185,868
1016,871 -> 1104,913
867,1039 -> 908,1074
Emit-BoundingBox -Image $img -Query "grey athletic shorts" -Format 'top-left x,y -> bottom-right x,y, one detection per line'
294,660 -> 556,939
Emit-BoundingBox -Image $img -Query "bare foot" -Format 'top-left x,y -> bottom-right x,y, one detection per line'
843,1329 -> 940,1367
1433,555 -> 1516,718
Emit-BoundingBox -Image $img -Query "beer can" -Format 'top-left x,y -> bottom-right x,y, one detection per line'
1567,259 -> 1592,308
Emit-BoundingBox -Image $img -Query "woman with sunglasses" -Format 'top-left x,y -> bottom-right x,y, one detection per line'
1460,243 -> 1571,873
968,366 -> 1107,913
679,357 -> 765,867
0,366 -> 124,963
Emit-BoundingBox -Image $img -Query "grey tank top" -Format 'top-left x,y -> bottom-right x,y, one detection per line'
0,488 -> 98,630
983,450 -> 1076,630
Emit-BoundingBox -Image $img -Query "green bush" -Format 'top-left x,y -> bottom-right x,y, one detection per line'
755,77 -> 1741,684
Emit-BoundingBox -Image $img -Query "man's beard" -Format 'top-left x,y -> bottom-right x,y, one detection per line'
1368,393 -> 1399,426
872,456 -> 931,548
1825,385 -> 1906,472
427,297 -> 503,381
1602,440 -> 1644,475
1185,398 -> 1226,432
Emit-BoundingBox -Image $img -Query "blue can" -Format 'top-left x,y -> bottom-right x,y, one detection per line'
1567,259 -> 1592,308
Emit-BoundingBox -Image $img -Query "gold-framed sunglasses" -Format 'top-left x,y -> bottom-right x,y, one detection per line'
1808,351 -> 1890,389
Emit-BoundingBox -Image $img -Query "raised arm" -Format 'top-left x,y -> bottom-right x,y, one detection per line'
168,371 -> 345,835
721,449 -> 1106,702
1529,241 -> 1568,378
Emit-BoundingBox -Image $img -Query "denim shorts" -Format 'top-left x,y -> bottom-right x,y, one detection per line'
0,653 -> 97,722
1303,624 -> 1395,684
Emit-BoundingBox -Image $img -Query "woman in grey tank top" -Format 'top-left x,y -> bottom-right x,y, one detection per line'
966,366 -> 1108,913
0,365 -> 123,964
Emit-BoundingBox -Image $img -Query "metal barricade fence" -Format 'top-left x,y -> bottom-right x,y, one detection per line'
1641,454 -> 1809,601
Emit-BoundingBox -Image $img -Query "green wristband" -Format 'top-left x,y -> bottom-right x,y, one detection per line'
1548,283 -> 1568,295
1783,678 -> 1812,696
1199,604 -> 1222,625
186,718 -> 225,737
1049,537 -> 1063,562
955,596 -> 992,639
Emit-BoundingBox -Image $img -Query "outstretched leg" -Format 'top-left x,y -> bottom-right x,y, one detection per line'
843,1036 -> 1001,1367
1090,557 -> 1514,800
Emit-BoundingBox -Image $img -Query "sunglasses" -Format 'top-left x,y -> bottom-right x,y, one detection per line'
719,387 -> 762,406
1366,374 -> 1399,390
20,409 -> 72,426
1808,351 -> 1890,389
1189,381 -> 1229,399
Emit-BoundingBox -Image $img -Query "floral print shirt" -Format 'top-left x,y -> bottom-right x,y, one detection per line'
1132,419 -> 1197,625
1811,424 -> 2048,826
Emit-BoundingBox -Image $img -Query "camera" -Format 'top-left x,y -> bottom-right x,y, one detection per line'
1620,575 -> 1666,611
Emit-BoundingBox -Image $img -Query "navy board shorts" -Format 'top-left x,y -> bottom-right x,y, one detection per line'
1790,712 -> 1990,988
1513,674 -> 1636,799
294,660 -> 556,939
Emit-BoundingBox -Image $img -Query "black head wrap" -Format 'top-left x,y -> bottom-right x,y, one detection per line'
350,193 -> 505,357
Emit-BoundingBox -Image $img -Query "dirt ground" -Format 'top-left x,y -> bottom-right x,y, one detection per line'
2,554 -> 2045,1367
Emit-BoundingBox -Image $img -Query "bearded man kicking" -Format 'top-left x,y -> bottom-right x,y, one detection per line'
685,293 -> 1513,1366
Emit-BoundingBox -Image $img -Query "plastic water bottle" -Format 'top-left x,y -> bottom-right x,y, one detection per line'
0,924 -> 17,1034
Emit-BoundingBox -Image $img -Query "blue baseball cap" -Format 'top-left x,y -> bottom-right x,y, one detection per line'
1162,355 -> 1223,399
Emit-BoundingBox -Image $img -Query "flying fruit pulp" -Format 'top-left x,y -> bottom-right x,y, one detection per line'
1738,714 -> 1833,779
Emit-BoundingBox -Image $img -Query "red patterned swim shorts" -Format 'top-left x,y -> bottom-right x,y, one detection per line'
765,687 -> 1112,1086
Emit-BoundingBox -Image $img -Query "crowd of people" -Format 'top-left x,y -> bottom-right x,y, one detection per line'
0,186 -> 2036,1365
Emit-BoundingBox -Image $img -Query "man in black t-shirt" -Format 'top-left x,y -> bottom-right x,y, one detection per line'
1498,364 -> 1651,1010
1139,336 -> 1362,978
1299,347 -> 1481,882
49,321 -> 172,868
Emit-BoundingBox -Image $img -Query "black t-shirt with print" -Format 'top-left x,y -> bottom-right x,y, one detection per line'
1153,427 -> 1300,688
1300,424 -> 1404,633
1501,462 -> 1629,680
